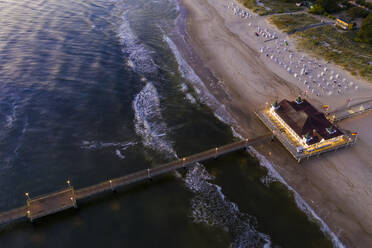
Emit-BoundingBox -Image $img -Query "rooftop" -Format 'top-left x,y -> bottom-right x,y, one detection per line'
275,99 -> 342,145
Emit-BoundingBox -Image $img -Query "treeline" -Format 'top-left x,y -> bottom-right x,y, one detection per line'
308,0 -> 371,44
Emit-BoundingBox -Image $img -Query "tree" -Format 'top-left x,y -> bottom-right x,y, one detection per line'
346,7 -> 369,20
358,14 -> 372,44
309,4 -> 326,14
315,0 -> 342,13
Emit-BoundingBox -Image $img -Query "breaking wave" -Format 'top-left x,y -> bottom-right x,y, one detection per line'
0,101 -> 18,129
115,149 -> 126,159
186,165 -> 272,248
118,15 -> 157,74
81,140 -> 137,150
163,35 -> 241,133
81,140 -> 136,159
132,82 -> 176,157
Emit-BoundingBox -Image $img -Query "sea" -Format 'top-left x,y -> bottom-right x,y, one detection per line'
0,0 -> 341,247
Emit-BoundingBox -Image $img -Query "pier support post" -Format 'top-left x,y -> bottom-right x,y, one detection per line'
182,158 -> 187,169
147,168 -> 152,181
109,180 -> 116,192
70,197 -> 77,209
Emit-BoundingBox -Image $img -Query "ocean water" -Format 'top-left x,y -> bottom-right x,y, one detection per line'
0,0 -> 337,247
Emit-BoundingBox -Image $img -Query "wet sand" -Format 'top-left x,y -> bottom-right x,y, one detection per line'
180,0 -> 372,247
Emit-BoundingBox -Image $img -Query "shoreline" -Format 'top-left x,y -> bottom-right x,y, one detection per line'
177,0 -> 372,247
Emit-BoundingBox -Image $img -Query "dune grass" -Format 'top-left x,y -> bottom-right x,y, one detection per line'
269,13 -> 320,33
296,25 -> 372,80
237,0 -> 302,15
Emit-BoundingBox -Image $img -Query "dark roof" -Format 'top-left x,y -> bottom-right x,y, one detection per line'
275,99 -> 342,145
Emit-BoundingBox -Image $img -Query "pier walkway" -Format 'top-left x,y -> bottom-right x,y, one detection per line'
0,134 -> 272,227
328,99 -> 372,122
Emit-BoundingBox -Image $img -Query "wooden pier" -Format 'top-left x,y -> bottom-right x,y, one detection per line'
328,98 -> 372,122
0,134 -> 272,227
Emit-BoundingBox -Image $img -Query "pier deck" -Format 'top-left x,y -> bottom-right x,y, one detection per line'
256,109 -> 356,162
26,188 -> 76,221
0,207 -> 27,225
328,99 -> 372,122
0,134 -> 271,226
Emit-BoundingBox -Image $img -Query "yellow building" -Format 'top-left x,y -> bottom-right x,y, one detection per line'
269,98 -> 344,154
335,18 -> 353,30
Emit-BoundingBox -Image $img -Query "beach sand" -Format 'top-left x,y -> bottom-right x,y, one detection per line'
179,0 -> 372,247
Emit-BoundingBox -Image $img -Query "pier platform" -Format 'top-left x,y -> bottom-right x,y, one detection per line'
26,188 -> 77,222
256,108 -> 356,162
328,99 -> 372,122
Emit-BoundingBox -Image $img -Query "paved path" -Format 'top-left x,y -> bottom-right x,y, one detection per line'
288,22 -> 332,35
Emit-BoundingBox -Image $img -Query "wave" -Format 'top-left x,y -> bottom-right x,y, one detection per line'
132,82 -> 176,157
0,101 -> 18,129
81,140 -> 137,150
118,15 -> 157,74
186,164 -> 272,248
81,140 -> 136,159
115,149 -> 126,159
163,35 -> 241,134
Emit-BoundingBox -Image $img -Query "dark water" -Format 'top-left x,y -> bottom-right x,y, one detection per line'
0,0 -> 336,247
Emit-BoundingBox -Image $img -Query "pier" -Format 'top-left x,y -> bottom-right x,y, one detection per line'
0,134 -> 272,227
256,106 -> 358,163
327,98 -> 372,122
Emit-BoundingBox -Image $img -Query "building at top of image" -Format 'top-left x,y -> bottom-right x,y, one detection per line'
270,97 -> 344,152
335,18 -> 353,30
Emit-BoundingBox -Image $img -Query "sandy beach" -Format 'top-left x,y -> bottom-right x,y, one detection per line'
179,0 -> 372,247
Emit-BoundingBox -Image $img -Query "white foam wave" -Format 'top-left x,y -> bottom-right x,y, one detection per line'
185,93 -> 197,104
132,82 -> 176,157
81,140 -> 136,150
180,83 -> 188,92
115,149 -> 126,159
118,16 -> 157,74
248,147 -> 346,248
164,35 -> 238,128
186,164 -> 271,248
2,102 -> 18,129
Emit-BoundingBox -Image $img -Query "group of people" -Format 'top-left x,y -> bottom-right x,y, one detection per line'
225,1 -> 358,98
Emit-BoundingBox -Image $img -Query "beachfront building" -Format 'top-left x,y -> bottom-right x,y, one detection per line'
335,18 -> 353,30
268,98 -> 344,153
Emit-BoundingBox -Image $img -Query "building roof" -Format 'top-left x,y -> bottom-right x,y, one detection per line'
275,99 -> 342,145
336,18 -> 351,25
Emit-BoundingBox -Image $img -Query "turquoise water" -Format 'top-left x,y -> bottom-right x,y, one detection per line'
0,0 -> 335,247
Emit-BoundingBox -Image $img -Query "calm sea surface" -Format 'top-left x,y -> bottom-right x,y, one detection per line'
0,0 -> 334,247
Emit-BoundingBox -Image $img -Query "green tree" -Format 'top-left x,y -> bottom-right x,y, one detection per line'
358,14 -> 372,44
309,4 -> 325,14
316,0 -> 341,13
346,7 -> 369,20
